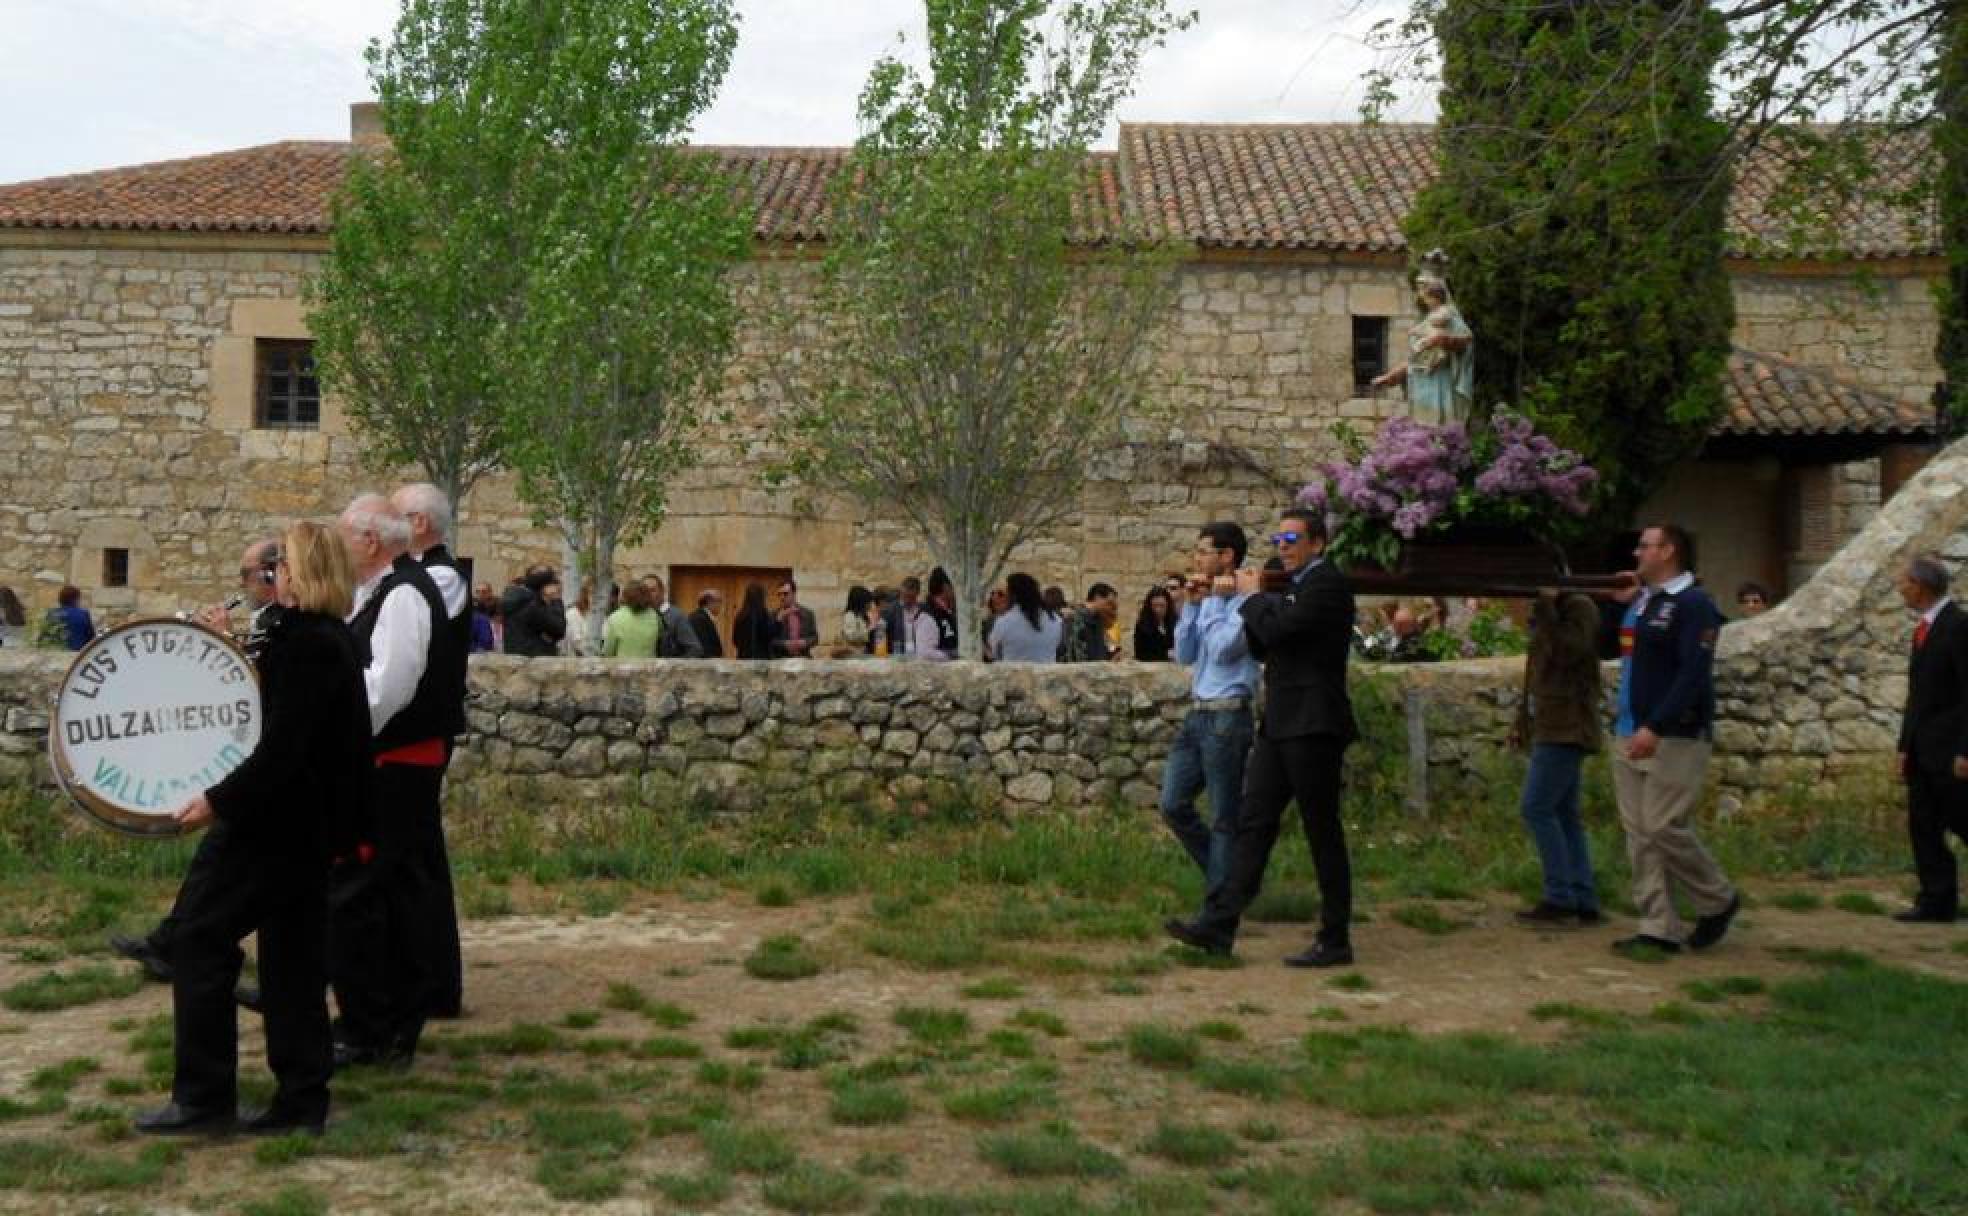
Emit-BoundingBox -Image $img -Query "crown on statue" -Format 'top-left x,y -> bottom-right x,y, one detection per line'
1415,247 -> 1451,293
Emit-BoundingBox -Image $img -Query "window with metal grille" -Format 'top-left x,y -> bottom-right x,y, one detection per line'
256,339 -> 320,430
1351,316 -> 1389,395
102,548 -> 129,588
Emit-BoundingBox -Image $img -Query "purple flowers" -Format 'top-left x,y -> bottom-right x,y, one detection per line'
1472,411 -> 1597,516
1297,411 -> 1598,567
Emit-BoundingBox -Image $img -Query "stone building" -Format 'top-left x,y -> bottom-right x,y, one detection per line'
0,107 -> 1941,633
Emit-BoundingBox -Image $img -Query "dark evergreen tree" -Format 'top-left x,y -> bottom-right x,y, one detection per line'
1405,0 -> 1734,525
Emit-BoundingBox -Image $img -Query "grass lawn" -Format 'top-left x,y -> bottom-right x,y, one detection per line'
0,778 -> 1962,1213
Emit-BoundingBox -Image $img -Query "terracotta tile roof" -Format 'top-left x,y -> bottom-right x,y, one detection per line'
1119,122 -> 1937,258
1725,126 -> 1936,260
1120,123 -> 1431,251
0,125 -> 1938,258
708,146 -> 1125,243
708,146 -> 844,243
0,142 -> 345,234
1717,348 -> 1933,438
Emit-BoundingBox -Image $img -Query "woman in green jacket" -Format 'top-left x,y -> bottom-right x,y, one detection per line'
601,579 -> 662,658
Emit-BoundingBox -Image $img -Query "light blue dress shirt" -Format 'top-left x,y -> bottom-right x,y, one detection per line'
1175,593 -> 1259,702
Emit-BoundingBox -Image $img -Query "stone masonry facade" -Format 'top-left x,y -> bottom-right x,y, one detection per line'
0,237 -> 1942,625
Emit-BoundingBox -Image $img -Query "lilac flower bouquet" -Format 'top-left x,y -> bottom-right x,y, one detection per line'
1298,411 -> 1598,570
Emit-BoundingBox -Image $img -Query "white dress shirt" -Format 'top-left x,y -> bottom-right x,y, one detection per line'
351,566 -> 433,736
421,558 -> 467,619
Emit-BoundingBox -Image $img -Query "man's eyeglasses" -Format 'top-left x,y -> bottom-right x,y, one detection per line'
1269,531 -> 1304,546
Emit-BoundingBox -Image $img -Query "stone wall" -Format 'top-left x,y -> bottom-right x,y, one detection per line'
0,238 -> 1941,630
2,651 -> 1205,815
1731,265 -> 1941,402
11,412 -> 1966,825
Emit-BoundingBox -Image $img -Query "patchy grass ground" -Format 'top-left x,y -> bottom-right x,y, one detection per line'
1,875 -> 1964,1214
0,781 -> 1963,1213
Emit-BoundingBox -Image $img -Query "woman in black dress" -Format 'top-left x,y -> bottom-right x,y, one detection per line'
138,520 -> 374,1138
730,581 -> 781,660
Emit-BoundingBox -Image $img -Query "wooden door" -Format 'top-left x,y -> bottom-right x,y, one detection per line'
668,565 -> 792,658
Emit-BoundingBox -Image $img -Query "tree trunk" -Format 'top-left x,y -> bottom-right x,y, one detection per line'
440,470 -> 465,534
558,525 -> 586,657
590,529 -> 617,656
1939,0 -> 1968,432
951,551 -> 987,662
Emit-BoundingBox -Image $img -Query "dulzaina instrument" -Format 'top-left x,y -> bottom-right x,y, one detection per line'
48,617 -> 261,837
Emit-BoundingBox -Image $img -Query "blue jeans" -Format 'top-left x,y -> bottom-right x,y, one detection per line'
1520,743 -> 1598,911
1159,706 -> 1253,892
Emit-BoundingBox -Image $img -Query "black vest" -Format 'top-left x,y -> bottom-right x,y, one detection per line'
349,555 -> 454,752
419,545 -> 473,739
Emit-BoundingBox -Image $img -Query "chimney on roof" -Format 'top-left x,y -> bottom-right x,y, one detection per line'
350,101 -> 386,146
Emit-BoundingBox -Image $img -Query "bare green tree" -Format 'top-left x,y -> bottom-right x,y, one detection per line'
769,0 -> 1194,658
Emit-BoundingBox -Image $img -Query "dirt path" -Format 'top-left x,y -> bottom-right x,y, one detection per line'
1,878 -> 1962,1214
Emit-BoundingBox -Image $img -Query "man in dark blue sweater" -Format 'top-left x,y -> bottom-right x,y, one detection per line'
1609,523 -> 1739,958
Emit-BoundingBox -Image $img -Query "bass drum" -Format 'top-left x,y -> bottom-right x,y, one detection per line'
48,618 -> 261,838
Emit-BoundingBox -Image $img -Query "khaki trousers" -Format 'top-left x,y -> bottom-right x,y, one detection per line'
1612,737 -> 1734,941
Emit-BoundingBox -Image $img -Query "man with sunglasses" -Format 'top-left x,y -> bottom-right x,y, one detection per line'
1167,507 -> 1361,967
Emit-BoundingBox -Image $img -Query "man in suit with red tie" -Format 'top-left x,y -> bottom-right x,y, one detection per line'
1895,555 -> 1968,923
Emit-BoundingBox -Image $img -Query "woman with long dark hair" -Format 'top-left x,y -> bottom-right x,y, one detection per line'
1134,586 -> 1178,661
839,585 -> 877,656
987,572 -> 1061,664
731,582 -> 780,660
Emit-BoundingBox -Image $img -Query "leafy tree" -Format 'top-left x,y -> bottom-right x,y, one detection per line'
768,0 -> 1193,658
305,18 -> 524,511
1399,0 -> 1735,525
336,0 -> 748,645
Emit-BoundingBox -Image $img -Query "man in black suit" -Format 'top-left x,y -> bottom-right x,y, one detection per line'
1895,554 -> 1968,923
689,590 -> 725,658
1167,506 -> 1360,967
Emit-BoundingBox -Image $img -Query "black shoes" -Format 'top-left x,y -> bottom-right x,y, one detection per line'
1514,903 -> 1604,927
1283,940 -> 1354,969
1612,934 -> 1682,960
240,1106 -> 325,1137
332,1040 -> 413,1073
1892,905 -> 1959,924
1515,902 -> 1578,927
108,934 -> 172,984
1163,918 -> 1232,957
133,1102 -> 233,1137
1688,893 -> 1742,950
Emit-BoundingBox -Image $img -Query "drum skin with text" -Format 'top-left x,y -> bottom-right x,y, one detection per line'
48,618 -> 262,837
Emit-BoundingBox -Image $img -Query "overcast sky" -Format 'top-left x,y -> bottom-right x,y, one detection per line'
0,0 -> 1427,184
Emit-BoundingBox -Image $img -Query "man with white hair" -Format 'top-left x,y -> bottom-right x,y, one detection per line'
331,493 -> 453,1069
390,483 -> 470,1018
